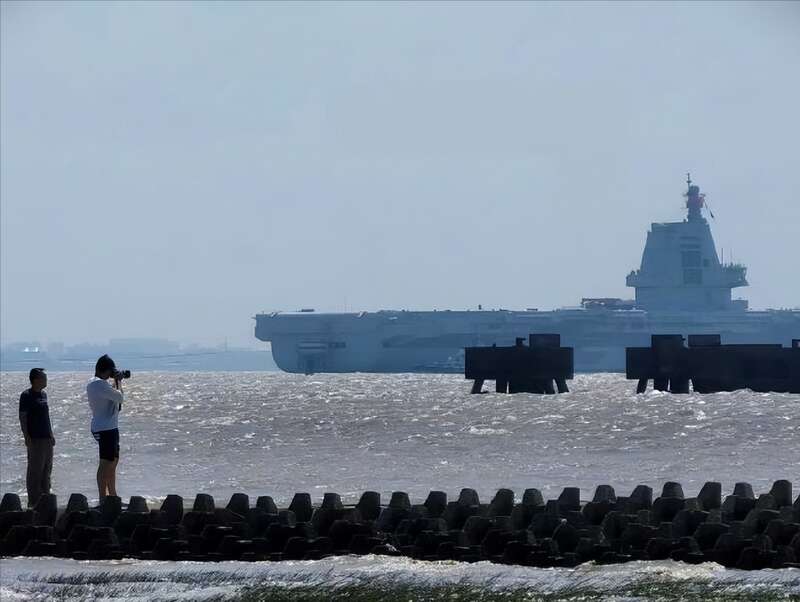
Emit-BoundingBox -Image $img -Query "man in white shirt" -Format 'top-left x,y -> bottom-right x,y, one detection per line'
86,355 -> 124,503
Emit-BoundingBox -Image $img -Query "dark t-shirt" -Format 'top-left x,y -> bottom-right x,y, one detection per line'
19,389 -> 52,439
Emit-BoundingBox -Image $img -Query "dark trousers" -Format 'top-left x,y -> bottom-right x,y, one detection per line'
26,438 -> 53,507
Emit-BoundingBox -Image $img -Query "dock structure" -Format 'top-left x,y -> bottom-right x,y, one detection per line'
465,334 -> 574,394
627,335 -> 800,394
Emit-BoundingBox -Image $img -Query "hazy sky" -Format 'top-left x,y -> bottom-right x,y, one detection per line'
2,1 -> 799,347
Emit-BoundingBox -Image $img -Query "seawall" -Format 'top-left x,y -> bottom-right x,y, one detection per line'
1,480 -> 798,570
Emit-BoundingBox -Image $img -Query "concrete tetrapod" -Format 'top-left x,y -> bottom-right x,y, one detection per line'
0,480 -> 797,569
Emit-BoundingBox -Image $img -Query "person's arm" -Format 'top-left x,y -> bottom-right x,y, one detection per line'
103,379 -> 123,413
18,394 -> 31,447
103,380 -> 124,404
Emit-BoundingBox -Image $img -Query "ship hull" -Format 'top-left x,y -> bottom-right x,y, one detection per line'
256,309 -> 800,374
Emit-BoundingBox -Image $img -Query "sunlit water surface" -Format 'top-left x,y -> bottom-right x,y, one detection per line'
1,371 -> 798,599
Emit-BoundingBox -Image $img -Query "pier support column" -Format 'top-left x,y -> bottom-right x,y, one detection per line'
527,380 -> 544,394
496,379 -> 508,393
654,378 -> 668,392
470,379 -> 484,394
555,378 -> 569,393
669,378 -> 690,394
636,379 -> 648,394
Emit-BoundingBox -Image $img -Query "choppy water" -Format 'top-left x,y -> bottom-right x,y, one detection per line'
1,371 -> 798,600
1,555 -> 799,600
2,372 -> 797,505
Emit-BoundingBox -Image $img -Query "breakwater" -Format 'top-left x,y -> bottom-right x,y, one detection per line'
2,480 -> 798,570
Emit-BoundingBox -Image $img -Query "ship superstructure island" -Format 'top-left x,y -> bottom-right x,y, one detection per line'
255,176 -> 800,374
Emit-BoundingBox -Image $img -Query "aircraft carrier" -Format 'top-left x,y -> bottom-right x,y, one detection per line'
255,176 -> 800,374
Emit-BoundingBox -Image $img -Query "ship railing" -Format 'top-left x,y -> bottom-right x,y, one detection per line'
722,263 -> 748,287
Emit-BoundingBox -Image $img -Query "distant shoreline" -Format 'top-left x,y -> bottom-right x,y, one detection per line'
0,349 -> 277,372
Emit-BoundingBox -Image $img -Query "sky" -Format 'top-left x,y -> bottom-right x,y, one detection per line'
1,1 -> 799,347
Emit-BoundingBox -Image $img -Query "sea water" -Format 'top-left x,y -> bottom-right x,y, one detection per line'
1,371 -> 798,599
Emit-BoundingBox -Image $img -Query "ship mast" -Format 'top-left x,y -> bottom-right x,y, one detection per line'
685,172 -> 705,222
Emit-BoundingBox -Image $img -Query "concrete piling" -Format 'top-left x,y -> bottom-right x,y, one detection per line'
734,482 -> 755,499
669,378 -> 690,394
558,487 -> 581,513
227,493 -> 250,517
66,493 -> 88,513
356,491 -> 382,522
1,480 -> 796,570
193,494 -> 215,513
389,491 -> 411,512
522,488 -> 544,507
458,488 -> 480,507
592,485 -> 616,504
161,495 -> 184,525
423,491 -> 447,518
629,485 -> 654,511
628,334 -> 800,393
256,495 -> 278,514
465,334 -> 574,395
661,482 -> 685,499
698,482 -> 722,511
487,489 -> 515,517
0,494 -> 22,513
289,493 -> 313,523
128,496 -> 148,514
769,480 -> 792,508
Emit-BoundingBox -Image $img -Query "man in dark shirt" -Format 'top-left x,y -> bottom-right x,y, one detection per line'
19,368 -> 55,507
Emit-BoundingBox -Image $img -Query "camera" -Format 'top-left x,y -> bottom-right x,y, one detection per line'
113,369 -> 132,380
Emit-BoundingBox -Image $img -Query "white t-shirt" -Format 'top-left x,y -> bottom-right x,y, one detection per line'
87,377 -> 124,432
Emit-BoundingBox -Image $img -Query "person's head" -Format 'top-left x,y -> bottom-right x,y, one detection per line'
95,355 -> 116,379
29,368 -> 47,391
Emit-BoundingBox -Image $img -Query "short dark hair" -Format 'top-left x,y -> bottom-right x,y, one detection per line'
29,368 -> 46,384
95,354 -> 116,374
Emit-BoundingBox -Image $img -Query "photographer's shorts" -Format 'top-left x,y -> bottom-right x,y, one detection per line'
92,428 -> 120,461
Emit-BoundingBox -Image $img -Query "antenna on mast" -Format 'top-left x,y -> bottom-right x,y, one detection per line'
684,172 -> 704,221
